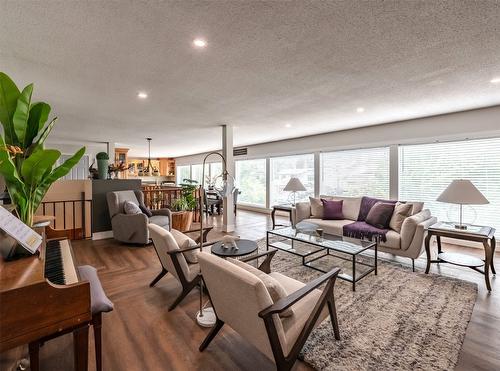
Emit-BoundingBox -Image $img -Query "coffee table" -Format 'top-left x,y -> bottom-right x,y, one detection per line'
267,226 -> 377,291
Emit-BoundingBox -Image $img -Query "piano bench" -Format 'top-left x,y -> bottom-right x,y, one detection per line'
77,265 -> 114,371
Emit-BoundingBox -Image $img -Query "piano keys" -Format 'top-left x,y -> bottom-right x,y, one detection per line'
0,235 -> 91,370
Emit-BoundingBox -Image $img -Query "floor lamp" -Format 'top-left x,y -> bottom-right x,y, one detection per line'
196,151 -> 234,327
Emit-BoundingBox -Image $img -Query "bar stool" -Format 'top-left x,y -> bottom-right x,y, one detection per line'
77,265 -> 114,371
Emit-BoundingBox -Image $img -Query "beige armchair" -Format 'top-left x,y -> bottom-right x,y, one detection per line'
148,224 -> 201,311
198,251 -> 341,371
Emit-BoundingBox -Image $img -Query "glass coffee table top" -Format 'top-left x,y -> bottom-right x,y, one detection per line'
268,226 -> 375,256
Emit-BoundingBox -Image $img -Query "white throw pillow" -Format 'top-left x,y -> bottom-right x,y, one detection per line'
170,229 -> 199,263
389,202 -> 413,233
228,258 -> 294,318
123,200 -> 141,215
309,197 -> 324,218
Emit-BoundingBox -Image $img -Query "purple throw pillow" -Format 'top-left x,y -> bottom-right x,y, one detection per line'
321,199 -> 344,220
365,202 -> 396,229
357,196 -> 397,221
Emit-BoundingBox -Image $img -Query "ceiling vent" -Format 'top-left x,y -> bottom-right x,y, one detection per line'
233,147 -> 248,156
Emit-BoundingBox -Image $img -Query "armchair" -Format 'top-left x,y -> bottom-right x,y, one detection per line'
148,224 -> 201,311
198,251 -> 341,371
106,190 -> 172,244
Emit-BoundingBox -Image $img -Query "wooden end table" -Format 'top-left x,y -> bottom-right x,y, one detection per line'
271,204 -> 294,229
424,222 -> 496,291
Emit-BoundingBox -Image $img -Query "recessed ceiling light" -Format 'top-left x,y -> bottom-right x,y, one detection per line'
137,92 -> 148,99
356,107 -> 365,113
490,77 -> 500,84
193,38 -> 207,48
285,123 -> 292,128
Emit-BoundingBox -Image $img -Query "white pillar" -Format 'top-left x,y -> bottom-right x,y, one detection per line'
222,125 -> 235,232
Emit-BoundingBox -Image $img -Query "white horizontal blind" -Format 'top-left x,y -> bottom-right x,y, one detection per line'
320,147 -> 390,198
399,138 -> 500,234
270,154 -> 314,205
176,165 -> 190,184
235,159 -> 267,206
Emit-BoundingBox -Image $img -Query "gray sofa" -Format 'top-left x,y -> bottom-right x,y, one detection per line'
292,195 -> 437,266
106,190 -> 172,244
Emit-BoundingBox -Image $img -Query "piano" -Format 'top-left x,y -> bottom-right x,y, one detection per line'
0,233 -> 91,371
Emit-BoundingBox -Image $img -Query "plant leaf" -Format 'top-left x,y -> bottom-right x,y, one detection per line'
21,148 -> 61,187
34,116 -> 57,148
0,136 -> 27,218
12,84 -> 33,145
0,72 -> 21,145
25,102 -> 51,148
32,147 -> 85,210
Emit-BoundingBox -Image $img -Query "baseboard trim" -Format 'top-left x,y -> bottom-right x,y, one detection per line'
92,230 -> 113,240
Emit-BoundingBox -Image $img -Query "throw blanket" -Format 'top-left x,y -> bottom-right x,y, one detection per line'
343,221 -> 389,242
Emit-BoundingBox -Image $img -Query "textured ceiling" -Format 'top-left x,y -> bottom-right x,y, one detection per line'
1,1 -> 499,157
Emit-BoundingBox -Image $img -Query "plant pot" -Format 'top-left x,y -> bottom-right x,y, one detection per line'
97,159 -> 109,180
171,211 -> 193,231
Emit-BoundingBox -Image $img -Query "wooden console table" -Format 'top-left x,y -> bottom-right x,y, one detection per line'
424,222 -> 496,291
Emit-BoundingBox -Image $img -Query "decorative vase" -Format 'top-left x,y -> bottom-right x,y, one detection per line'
97,159 -> 109,180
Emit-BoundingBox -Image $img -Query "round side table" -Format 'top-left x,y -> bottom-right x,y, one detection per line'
211,239 -> 258,258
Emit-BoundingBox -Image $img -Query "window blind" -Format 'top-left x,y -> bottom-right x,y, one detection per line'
270,154 -> 314,205
320,147 -> 390,198
399,138 -> 500,234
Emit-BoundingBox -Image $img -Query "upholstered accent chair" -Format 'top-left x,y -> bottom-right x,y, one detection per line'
198,251 -> 341,371
106,190 -> 172,244
148,224 -> 202,311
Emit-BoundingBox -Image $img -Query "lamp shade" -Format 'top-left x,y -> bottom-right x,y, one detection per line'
283,177 -> 307,192
436,179 -> 489,205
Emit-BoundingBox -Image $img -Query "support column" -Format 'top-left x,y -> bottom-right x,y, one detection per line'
222,125 -> 235,232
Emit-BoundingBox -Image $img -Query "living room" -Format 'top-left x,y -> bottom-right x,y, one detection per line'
1,1 -> 499,371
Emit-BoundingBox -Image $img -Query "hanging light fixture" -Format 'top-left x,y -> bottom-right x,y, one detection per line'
146,137 -> 153,176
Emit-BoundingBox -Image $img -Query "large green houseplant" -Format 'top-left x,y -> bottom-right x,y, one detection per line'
171,179 -> 198,231
0,72 -> 85,226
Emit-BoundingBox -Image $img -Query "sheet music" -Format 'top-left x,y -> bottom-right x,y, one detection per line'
0,206 -> 42,254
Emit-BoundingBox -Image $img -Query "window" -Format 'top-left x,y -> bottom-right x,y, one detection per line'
235,159 -> 266,206
190,164 -> 203,185
59,155 -> 90,180
176,165 -> 190,185
320,147 -> 390,198
209,162 -> 223,189
270,154 -> 314,205
399,138 -> 500,233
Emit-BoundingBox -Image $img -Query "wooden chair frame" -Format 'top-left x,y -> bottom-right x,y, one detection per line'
150,242 -> 214,311
199,250 -> 341,371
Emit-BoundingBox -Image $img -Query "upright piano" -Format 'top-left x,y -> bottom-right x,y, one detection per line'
0,235 -> 91,371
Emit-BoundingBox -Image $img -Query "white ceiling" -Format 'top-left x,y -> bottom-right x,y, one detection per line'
1,1 -> 499,157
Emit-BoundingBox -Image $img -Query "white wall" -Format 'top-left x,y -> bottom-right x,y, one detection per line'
175,105 -> 500,163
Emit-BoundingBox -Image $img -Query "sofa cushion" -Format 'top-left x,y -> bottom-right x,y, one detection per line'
228,258 -> 293,317
357,196 -> 397,221
401,209 -> 432,249
309,197 -> 324,218
302,218 -> 353,236
321,199 -> 343,220
123,200 -> 142,215
389,202 -> 413,233
170,229 -> 199,263
320,195 -> 360,221
366,202 -> 395,229
406,201 -> 424,215
149,215 -> 170,229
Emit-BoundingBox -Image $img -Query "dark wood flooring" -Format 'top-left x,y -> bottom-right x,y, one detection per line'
1,210 -> 499,370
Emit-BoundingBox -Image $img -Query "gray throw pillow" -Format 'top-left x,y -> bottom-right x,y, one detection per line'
365,202 -> 396,229
123,200 -> 142,215
170,229 -> 199,263
389,202 -> 413,233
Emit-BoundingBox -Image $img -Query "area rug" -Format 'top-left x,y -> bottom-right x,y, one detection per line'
255,238 -> 478,371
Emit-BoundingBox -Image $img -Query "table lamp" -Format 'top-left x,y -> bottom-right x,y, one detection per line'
284,177 -> 306,206
436,179 -> 489,230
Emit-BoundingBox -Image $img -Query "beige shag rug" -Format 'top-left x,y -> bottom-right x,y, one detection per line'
256,238 -> 477,371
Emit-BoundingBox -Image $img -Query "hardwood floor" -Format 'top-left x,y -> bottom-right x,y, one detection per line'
2,210 -> 499,370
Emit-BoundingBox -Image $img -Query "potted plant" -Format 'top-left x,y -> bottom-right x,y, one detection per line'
96,152 -> 109,179
171,179 -> 198,231
0,72 -> 85,227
